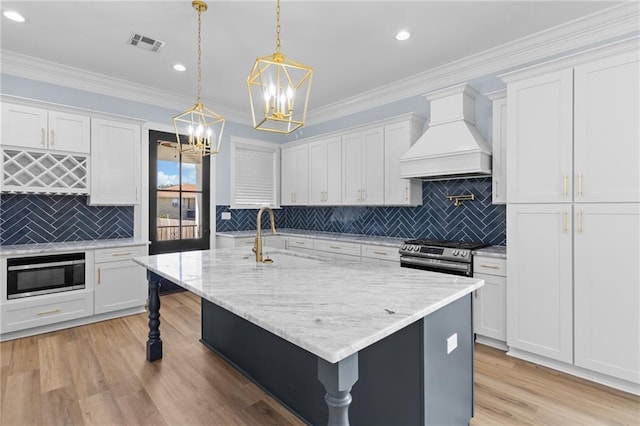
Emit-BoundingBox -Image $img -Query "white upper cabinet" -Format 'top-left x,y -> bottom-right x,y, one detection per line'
384,119 -> 423,206
573,51 -> 640,203
342,127 -> 385,205
506,69 -> 574,203
89,118 -> 141,205
488,91 -> 507,204
281,144 -> 309,206
1,103 -> 90,153
309,136 -> 341,205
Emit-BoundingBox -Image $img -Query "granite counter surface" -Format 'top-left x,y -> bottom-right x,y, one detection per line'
472,245 -> 507,259
134,247 -> 483,363
216,229 -> 404,247
0,239 -> 150,256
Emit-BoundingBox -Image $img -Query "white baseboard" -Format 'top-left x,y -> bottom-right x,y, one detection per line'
0,306 -> 146,342
475,335 -> 508,351
507,347 -> 640,396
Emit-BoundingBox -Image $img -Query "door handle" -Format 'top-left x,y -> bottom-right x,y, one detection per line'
578,172 -> 583,198
562,210 -> 568,234
50,129 -> 55,146
97,267 -> 101,284
577,210 -> 583,233
563,173 -> 568,197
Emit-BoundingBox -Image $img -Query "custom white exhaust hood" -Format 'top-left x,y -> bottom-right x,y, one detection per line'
400,84 -> 492,180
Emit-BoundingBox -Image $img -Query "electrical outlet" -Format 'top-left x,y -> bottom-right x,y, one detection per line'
221,212 -> 231,220
446,333 -> 458,354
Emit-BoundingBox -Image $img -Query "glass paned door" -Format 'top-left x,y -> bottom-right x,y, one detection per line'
149,130 -> 210,257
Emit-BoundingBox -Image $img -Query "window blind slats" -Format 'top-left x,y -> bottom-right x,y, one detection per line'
232,144 -> 278,207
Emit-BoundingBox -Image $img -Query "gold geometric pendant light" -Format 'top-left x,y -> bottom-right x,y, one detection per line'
247,0 -> 313,134
173,0 -> 225,156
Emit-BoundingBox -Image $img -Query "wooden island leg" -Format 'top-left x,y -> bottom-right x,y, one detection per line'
146,272 -> 163,362
317,353 -> 359,426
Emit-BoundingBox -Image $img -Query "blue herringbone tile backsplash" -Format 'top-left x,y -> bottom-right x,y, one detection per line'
0,194 -> 134,245
218,178 -> 506,246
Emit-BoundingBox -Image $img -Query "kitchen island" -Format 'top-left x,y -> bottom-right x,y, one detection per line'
133,247 -> 484,426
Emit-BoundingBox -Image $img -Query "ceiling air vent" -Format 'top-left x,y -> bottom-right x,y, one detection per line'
128,32 -> 165,52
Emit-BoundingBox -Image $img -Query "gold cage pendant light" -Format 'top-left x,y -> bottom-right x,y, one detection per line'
173,0 -> 225,156
247,0 -> 313,134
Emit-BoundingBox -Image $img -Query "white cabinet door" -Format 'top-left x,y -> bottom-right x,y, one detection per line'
308,139 -> 327,205
574,203 -> 640,384
342,132 -> 363,204
384,121 -> 422,206
507,69 -> 574,203
1,103 -> 48,149
325,137 -> 342,204
361,127 -> 384,205
574,51 -> 640,203
281,144 -> 309,205
89,118 -> 141,205
507,204 -> 573,363
491,95 -> 507,204
474,273 -> 507,342
95,259 -> 147,315
48,111 -> 90,154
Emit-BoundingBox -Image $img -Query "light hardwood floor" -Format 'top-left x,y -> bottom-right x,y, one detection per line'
1,291 -> 638,425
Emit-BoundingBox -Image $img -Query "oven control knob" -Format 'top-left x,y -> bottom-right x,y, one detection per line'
410,246 -> 418,251
401,244 -> 407,251
460,250 -> 467,256
452,250 -> 459,256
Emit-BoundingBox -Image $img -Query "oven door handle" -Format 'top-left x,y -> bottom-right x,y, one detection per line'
400,256 -> 471,272
7,259 -> 84,271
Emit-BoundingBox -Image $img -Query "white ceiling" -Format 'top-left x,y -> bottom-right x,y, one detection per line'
0,1 -> 624,122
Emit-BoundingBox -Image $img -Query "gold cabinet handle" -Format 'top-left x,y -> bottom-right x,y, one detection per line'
111,252 -> 132,257
50,129 -> 55,146
41,128 -> 46,146
294,241 -> 305,245
562,210 -> 568,234
578,172 -> 583,198
577,210 -> 583,233
357,189 -> 361,201
563,173 -> 568,197
405,187 -> 409,201
97,267 -> 101,284
495,180 -> 499,199
329,245 -> 341,250
479,263 -> 500,269
362,189 -> 366,201
37,308 -> 61,316
373,251 -> 387,256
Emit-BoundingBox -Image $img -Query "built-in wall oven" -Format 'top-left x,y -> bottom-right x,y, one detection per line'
7,252 -> 86,300
399,239 -> 489,277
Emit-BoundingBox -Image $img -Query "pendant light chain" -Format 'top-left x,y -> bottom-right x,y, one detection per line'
196,6 -> 202,104
275,0 -> 281,53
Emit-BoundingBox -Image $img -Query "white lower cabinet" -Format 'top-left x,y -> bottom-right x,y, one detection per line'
473,257 -> 506,348
573,204 -> 640,384
94,246 -> 147,315
313,240 -> 361,259
507,204 -> 573,363
0,290 -> 93,334
360,244 -> 400,263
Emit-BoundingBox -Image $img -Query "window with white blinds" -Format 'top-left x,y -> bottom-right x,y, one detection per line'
230,137 -> 280,208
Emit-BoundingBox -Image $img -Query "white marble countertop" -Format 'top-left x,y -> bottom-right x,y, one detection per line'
216,229 -> 404,247
134,247 -> 484,364
0,238 -> 150,256
472,245 -> 507,259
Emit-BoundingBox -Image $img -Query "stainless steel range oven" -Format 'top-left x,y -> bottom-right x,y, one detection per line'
7,252 -> 86,299
399,239 -> 489,277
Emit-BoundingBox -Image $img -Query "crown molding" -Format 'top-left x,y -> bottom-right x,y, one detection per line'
0,50 -> 250,124
1,3 -> 638,128
307,2 -> 640,126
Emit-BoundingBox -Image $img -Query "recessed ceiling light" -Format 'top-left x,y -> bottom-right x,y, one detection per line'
3,10 -> 26,23
395,30 -> 411,41
173,64 -> 187,72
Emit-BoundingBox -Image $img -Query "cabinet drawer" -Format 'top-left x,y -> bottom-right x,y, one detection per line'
361,244 -> 400,262
1,290 -> 93,333
314,240 -> 361,257
473,257 -> 506,277
234,237 -> 256,247
288,236 -> 314,250
94,245 -> 147,263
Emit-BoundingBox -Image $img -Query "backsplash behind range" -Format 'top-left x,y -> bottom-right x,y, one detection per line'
218,178 -> 506,246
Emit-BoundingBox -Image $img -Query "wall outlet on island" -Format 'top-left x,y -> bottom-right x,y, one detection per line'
447,333 -> 458,354
221,212 -> 232,220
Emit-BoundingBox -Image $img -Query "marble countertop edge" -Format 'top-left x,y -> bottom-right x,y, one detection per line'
1,238 -> 150,256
